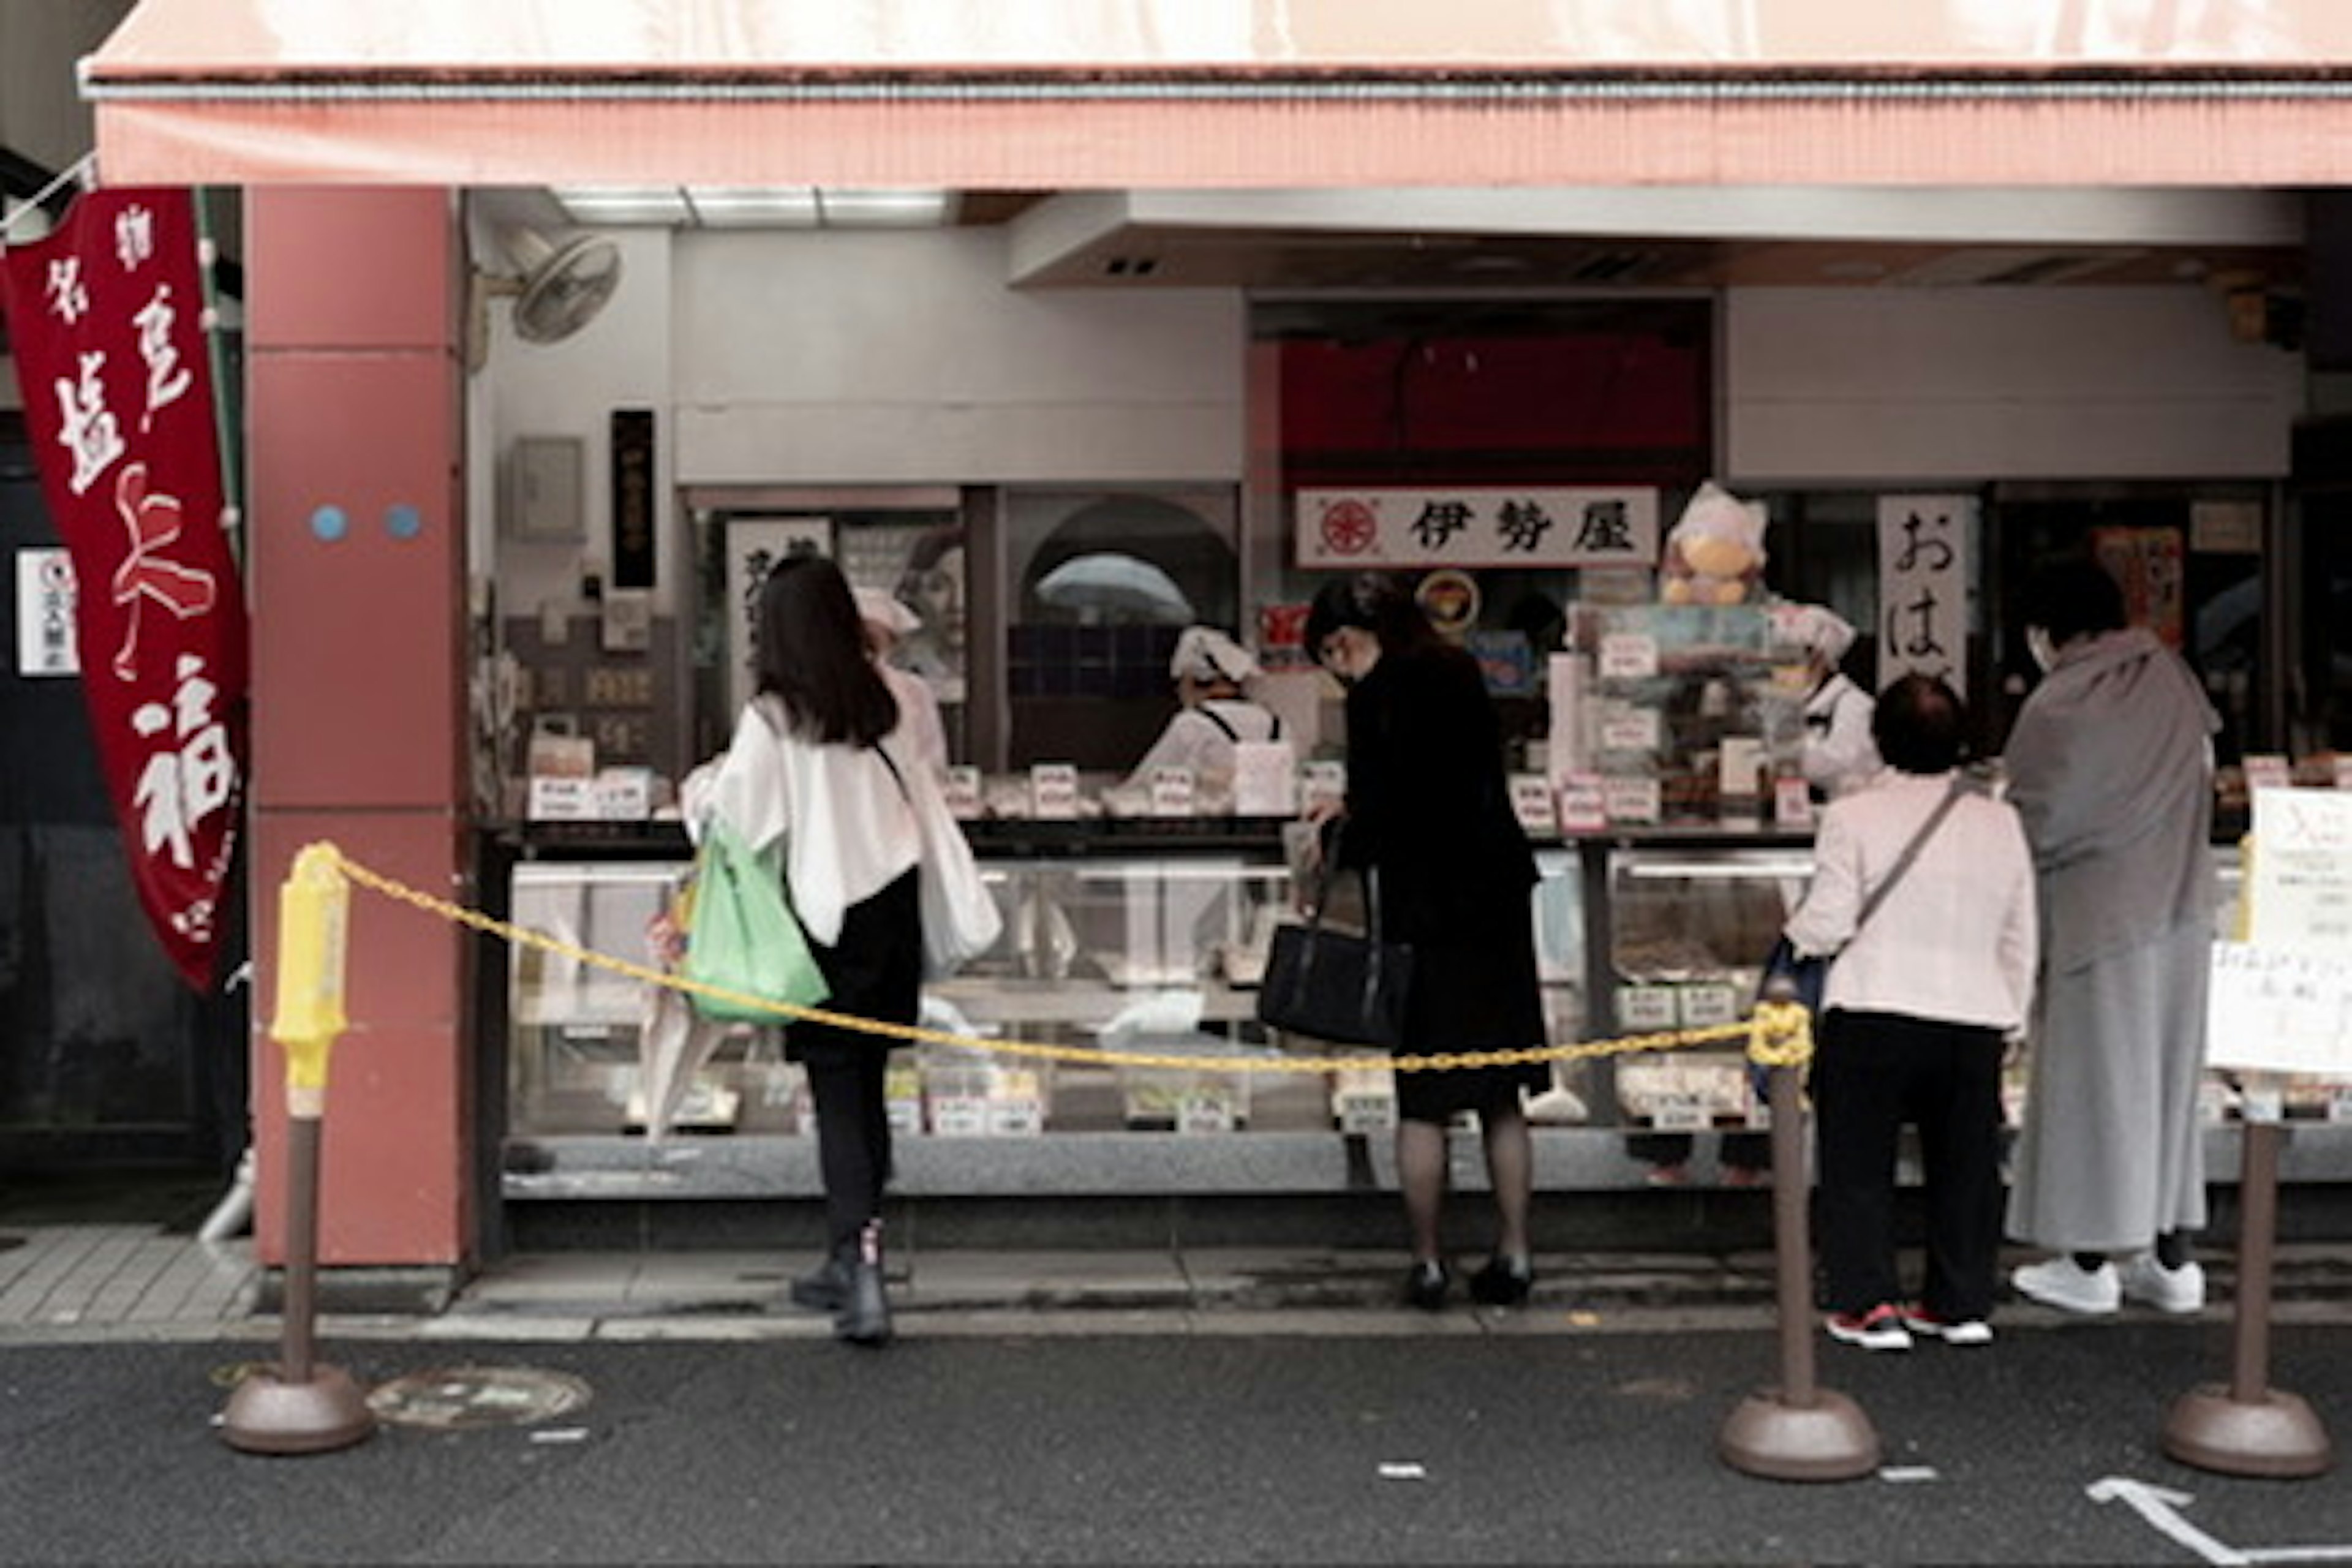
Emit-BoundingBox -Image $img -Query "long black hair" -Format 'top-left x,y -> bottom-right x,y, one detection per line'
1303,571 -> 1438,660
752,554 -> 900,745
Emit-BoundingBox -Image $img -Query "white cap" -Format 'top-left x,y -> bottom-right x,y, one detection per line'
854,587 -> 922,638
1788,605 -> 1857,663
1169,625 -> 1258,684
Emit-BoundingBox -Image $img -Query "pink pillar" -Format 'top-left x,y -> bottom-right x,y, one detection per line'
245,187 -> 472,1270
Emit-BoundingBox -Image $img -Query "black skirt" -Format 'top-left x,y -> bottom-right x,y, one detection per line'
1390,903 -> 1550,1125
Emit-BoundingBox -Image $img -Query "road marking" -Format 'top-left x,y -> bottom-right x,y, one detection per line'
2090,1477 -> 2352,1566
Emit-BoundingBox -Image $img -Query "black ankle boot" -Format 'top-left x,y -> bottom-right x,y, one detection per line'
789,1252 -> 851,1313
835,1221 -> 892,1346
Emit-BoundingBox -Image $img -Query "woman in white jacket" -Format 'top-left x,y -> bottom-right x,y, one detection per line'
1785,674 -> 2038,1352
710,556 -> 924,1347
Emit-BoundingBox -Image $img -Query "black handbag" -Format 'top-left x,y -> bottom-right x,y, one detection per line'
1255,850 -> 1415,1050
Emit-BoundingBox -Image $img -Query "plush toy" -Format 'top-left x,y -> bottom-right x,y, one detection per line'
1660,481 -> 1769,606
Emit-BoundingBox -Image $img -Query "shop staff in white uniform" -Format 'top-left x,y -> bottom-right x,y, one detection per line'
1126,626 -> 1282,793
1792,605 -> 1882,801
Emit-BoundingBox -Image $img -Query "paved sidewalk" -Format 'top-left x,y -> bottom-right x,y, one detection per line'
6,1219 -> 2350,1346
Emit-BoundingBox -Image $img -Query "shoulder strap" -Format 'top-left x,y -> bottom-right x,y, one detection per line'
1198,706 -> 1239,743
871,740 -> 911,803
1852,778 -> 1970,933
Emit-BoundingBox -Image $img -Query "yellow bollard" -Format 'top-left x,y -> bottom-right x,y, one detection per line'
221,843 -> 377,1457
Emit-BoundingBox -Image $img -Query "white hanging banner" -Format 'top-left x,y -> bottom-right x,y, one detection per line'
1295,487 -> 1658,570
1875,494 -> 1973,697
15,548 -> 80,676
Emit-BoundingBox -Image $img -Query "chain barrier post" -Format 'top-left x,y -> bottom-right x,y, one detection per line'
222,843 -> 377,1457
2163,1095 -> 2334,1477
1719,992 -> 1879,1482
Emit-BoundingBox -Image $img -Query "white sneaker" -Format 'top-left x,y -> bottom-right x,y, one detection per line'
2013,1257 -> 2120,1314
2119,1254 -> 2207,1314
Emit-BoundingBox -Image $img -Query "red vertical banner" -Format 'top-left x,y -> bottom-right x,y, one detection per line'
1,187 -> 246,989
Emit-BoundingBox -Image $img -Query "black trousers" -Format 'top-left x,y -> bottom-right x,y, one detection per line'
791,870 -> 921,1257
1811,1008 -> 2007,1321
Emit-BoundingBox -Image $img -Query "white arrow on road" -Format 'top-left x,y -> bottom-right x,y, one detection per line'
2090,1477 -> 2352,1566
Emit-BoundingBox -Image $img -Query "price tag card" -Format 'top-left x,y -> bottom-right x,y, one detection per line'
1618,986 -> 1679,1031
1719,737 -> 1766,799
1030,763 -> 1081,820
929,1096 -> 990,1137
1557,771 -> 1608,834
1598,632 -> 1660,682
1774,775 -> 1815,830
943,764 -> 984,819
1678,984 -> 1740,1027
1599,706 -> 1664,753
987,1097 -> 1045,1137
1509,773 -> 1558,836
1148,766 -> 1196,818
1602,774 -> 1662,825
1178,1091 -> 1242,1134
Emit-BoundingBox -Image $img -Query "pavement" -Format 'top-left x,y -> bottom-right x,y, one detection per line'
4,1218 -> 2351,1346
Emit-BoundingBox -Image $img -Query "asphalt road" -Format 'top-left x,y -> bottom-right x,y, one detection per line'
2,1321 -> 2345,1565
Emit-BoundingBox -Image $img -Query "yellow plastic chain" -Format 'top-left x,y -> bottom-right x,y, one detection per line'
326,844 -> 1782,1076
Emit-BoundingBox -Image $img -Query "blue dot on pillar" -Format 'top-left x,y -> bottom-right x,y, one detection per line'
386,504 -> 423,541
310,505 -> 348,542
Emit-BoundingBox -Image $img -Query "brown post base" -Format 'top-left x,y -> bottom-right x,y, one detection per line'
2163,1384 -> 2335,1479
1719,1387 -> 1882,1482
221,1363 -> 377,1456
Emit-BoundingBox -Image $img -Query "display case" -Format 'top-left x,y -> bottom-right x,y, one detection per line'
1588,837 -> 1813,1130
497,826 -> 1592,1194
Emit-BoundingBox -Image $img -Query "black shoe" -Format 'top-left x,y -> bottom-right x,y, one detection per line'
835,1223 -> 892,1346
1403,1260 -> 1449,1311
1468,1254 -> 1535,1308
789,1255 -> 851,1314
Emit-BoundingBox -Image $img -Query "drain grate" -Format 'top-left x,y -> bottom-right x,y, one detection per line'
367,1366 -> 593,1430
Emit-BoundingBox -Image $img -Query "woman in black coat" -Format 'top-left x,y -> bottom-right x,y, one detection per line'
1305,573 -> 1550,1309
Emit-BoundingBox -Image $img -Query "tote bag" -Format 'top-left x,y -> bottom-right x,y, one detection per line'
683,816 -> 830,1023
1255,854 -> 1415,1050
875,744 -> 1005,978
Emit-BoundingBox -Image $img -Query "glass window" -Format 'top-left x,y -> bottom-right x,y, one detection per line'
1003,487 -> 1240,771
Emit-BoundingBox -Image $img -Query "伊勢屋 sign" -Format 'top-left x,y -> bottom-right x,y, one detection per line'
1294,487 -> 1658,570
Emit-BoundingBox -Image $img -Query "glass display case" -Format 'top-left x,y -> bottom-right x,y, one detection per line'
500,834 -> 1592,1174
1594,839 -> 1813,1130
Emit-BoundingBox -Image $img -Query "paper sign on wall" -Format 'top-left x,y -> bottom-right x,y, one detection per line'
1877,494 -> 1973,698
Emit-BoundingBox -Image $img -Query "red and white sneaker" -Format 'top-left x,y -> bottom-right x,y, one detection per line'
1825,1303 -> 1912,1351
1898,1305 -> 1994,1346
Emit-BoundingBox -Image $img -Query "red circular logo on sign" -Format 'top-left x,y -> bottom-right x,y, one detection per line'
1319,499 -> 1378,556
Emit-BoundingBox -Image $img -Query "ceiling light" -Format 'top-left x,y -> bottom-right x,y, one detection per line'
817,190 -> 956,227
549,187 -> 688,225
551,187 -> 956,230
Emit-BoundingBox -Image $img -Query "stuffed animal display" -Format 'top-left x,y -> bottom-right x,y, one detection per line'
1660,481 -> 1769,606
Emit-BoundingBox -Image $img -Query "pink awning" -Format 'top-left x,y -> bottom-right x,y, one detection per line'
83,0 -> 2352,187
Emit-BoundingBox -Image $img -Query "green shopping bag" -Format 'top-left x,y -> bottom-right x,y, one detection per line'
682,818 -> 830,1023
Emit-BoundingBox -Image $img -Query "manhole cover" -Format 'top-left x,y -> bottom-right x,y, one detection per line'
367,1366 -> 593,1430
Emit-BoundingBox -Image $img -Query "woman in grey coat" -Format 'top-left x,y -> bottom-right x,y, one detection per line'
2003,560 -> 2220,1316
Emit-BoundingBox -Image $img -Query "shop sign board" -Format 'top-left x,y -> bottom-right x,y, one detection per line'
1876,494 -> 1972,699
1294,487 -> 1658,569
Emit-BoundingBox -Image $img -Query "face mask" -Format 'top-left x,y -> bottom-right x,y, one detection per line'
2026,627 -> 2057,674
